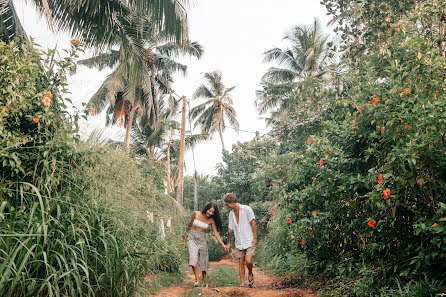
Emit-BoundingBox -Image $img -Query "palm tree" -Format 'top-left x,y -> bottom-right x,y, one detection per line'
132,96 -> 207,194
79,18 -> 203,152
4,0 -> 189,47
190,71 -> 239,151
256,18 -> 332,115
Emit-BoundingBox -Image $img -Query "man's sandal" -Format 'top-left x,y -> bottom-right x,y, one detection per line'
248,273 -> 254,288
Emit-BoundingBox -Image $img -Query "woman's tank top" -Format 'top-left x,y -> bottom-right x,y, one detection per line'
193,219 -> 209,229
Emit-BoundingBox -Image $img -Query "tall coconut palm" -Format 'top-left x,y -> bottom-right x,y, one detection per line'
256,18 -> 332,115
132,96 -> 207,194
190,71 -> 239,151
5,0 -> 189,47
79,17 -> 203,152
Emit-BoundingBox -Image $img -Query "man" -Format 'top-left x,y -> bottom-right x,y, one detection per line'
223,193 -> 257,288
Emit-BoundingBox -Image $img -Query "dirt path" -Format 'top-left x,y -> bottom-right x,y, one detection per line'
153,254 -> 316,297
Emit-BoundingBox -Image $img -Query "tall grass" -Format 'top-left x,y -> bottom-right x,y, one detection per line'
0,40 -> 190,296
0,143 -> 187,296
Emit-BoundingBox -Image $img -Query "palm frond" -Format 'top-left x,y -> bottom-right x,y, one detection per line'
78,50 -> 120,70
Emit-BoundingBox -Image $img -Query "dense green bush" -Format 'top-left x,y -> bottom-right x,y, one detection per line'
227,1 -> 446,295
0,41 -> 186,296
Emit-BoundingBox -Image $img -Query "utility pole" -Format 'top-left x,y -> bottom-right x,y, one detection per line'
176,96 -> 187,206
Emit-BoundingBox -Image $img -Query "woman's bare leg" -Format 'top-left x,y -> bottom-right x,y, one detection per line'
192,264 -> 199,283
201,270 -> 206,282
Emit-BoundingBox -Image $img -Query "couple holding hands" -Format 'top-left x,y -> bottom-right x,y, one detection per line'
182,193 -> 257,288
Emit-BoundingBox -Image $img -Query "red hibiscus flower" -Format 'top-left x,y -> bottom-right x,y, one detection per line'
368,219 -> 375,228
90,108 -> 95,116
287,218 -> 292,224
372,94 -> 378,104
306,138 -> 311,145
319,159 -> 323,167
269,210 -> 274,215
33,117 -> 39,123
301,239 -> 305,246
378,174 -> 383,184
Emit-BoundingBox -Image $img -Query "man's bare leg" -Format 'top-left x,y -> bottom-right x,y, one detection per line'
246,255 -> 254,286
238,257 -> 245,286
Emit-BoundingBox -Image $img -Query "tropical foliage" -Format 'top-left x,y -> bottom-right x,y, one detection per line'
215,1 -> 446,295
0,41 -> 186,296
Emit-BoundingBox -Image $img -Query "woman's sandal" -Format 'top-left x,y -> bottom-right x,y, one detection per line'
248,273 -> 254,288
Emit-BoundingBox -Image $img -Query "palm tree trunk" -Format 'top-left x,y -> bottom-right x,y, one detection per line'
125,108 -> 135,153
193,171 -> 198,210
219,123 -> 225,151
166,141 -> 171,194
176,96 -> 187,206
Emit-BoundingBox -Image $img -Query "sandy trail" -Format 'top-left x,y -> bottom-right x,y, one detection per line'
153,254 -> 315,297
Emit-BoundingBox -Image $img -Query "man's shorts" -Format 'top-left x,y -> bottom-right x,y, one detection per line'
233,246 -> 256,259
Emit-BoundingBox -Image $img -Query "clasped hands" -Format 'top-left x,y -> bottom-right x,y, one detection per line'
221,239 -> 256,252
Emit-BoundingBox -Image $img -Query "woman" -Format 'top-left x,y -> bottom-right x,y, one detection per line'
182,202 -> 226,286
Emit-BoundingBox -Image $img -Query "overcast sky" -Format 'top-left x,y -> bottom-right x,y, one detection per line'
14,0 -> 332,176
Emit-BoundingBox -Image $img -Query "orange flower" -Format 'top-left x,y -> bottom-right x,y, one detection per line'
381,125 -> 385,134
306,138 -> 311,145
47,91 -> 53,98
383,188 -> 390,199
312,210 -> 317,217
396,23 -> 402,32
366,101 -> 372,107
33,117 -> 39,123
378,174 -> 383,184
417,52 -> 421,60
368,219 -> 376,228
301,239 -> 305,246
434,90 -> 438,96
404,124 -> 411,130
287,218 -> 292,224
71,39 -> 79,46
431,223 -> 438,228
2,106 -> 6,113
319,158 -> 323,167
400,88 -> 410,98
90,108 -> 95,116
42,96 -> 51,107
372,94 -> 378,104
269,210 -> 274,215
353,117 -> 357,127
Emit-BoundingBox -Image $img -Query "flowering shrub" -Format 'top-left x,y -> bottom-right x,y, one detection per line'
256,1 -> 445,293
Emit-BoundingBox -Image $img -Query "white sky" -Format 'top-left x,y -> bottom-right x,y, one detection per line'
14,0 -> 332,176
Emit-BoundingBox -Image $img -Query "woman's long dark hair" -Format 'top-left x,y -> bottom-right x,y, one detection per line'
201,202 -> 222,231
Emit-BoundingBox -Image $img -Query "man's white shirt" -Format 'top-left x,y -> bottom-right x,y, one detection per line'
228,204 -> 255,250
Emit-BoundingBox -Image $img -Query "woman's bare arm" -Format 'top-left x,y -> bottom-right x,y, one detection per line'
182,212 -> 196,239
210,219 -> 225,248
